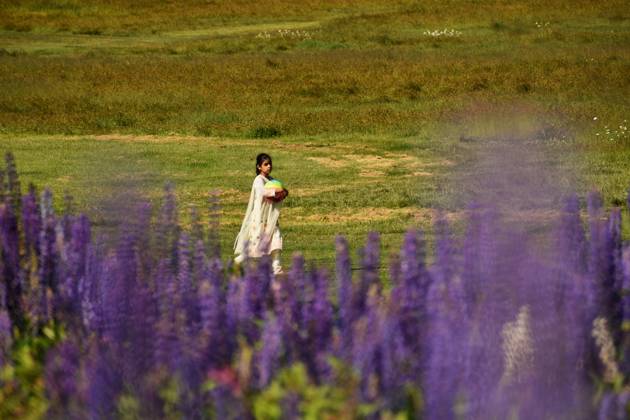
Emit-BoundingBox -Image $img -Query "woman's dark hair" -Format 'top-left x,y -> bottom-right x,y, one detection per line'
255,153 -> 272,175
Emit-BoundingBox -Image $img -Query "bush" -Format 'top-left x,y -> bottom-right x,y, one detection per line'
250,126 -> 281,138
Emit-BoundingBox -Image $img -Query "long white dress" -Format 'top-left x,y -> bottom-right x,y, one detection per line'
234,174 -> 283,259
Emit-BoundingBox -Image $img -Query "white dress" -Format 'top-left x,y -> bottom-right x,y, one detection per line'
234,174 -> 283,258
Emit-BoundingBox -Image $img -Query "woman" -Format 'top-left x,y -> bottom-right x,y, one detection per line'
233,153 -> 288,274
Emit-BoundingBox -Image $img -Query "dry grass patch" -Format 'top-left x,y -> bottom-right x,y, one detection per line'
288,206 -> 407,224
306,156 -> 347,169
306,152 -> 452,179
89,134 -> 217,143
348,153 -> 415,177
216,188 -> 250,203
289,185 -> 341,197
307,152 -> 439,177
286,206 -> 464,225
410,208 -> 466,225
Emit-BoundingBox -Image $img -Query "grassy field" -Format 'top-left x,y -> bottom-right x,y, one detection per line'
0,132 -> 452,269
0,0 -> 629,270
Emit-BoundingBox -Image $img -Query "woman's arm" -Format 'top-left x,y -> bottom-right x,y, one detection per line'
254,176 -> 276,200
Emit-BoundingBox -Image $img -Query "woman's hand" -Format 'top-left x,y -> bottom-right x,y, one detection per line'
272,189 -> 288,202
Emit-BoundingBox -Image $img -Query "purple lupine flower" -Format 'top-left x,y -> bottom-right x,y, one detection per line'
588,191 -> 606,291
248,254 -> 272,318
461,202 -> 484,315
115,221 -> 139,293
287,252 -> 306,332
69,215 -> 91,278
224,277 -> 242,359
174,301 -> 206,418
154,256 -> 175,318
78,265 -> 96,333
556,194 -> 587,274
0,201 -> 23,330
615,391 -> 630,419
378,303 -> 408,409
178,232 -> 200,330
86,343 -> 123,420
5,152 -> 21,214
310,269 -> 334,382
134,201 -> 152,284
155,183 -> 179,263
273,253 -> 303,365
152,257 -> 181,371
81,240 -> 108,336
21,184 -> 41,260
358,231 -> 380,304
55,214 -> 92,329
335,236 -> 353,357
351,285 -> 382,403
61,193 -> 75,242
459,207 -> 513,417
620,247 -> 630,376
177,232 -> 192,291
257,311 -> 283,388
193,239 -> 206,289
45,340 -> 81,417
607,208 -> 623,290
124,282 -> 158,387
424,272 -> 460,419
392,229 -> 430,383
39,189 -> 58,298
312,269 -> 333,352
598,392 -> 618,420
299,265 -> 318,370
587,192 -> 623,347
432,213 -> 455,286
523,258 -> 575,418
97,224 -> 139,343
0,168 -> 4,203
424,222 -> 470,419
281,392 -> 301,420
199,257 -> 229,367
604,208 -> 624,344
238,268 -> 261,344
210,384 -> 246,420
0,309 -> 11,365
154,312 -> 179,372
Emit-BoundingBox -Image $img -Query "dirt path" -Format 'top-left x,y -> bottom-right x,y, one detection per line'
0,19 -> 326,53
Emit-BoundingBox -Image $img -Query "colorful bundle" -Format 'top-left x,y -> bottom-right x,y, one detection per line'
264,179 -> 284,192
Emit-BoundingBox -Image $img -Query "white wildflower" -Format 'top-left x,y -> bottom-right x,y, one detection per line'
501,305 -> 534,384
423,28 -> 462,38
592,317 -> 621,383
256,28 -> 311,40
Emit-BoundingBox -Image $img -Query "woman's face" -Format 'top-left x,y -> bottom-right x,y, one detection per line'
258,159 -> 272,176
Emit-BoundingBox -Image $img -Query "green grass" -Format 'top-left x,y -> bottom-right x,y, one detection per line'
0,132 -> 450,269
0,0 -> 629,271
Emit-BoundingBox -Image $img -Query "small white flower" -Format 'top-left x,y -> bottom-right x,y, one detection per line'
593,117 -> 598,120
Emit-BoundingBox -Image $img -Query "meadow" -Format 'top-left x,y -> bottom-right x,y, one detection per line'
1,0 -> 630,267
